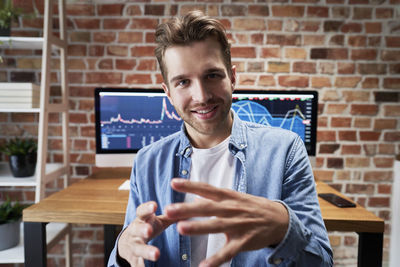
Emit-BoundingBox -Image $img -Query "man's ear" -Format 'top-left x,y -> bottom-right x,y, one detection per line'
230,65 -> 237,92
162,82 -> 173,105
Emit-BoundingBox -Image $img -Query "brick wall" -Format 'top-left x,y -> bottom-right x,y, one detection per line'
0,0 -> 399,266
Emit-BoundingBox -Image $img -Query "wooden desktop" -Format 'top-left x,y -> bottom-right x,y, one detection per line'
23,168 -> 384,267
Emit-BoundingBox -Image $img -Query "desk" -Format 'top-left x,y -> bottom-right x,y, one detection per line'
316,182 -> 384,267
23,170 -> 384,267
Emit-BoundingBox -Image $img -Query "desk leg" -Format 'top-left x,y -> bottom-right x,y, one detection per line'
357,232 -> 383,267
104,224 -> 117,267
24,222 -> 47,267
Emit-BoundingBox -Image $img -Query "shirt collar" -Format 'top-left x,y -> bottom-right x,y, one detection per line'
229,110 -> 248,152
177,110 -> 248,158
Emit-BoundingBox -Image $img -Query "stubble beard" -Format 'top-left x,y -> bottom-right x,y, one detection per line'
179,98 -> 232,137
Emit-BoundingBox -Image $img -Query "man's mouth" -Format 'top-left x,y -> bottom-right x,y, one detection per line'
191,105 -> 218,119
195,107 -> 215,114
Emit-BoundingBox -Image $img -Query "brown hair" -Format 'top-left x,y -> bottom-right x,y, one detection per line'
155,10 -> 232,85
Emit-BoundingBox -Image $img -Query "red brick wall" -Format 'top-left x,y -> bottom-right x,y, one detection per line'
1,0 -> 399,266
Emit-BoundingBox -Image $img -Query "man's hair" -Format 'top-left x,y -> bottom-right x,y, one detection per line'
155,10 -> 232,84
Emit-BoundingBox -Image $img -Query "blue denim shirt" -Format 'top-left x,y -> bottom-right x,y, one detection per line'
108,111 -> 333,267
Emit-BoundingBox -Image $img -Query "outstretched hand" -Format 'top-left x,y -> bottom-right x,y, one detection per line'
117,201 -> 176,266
165,178 -> 289,267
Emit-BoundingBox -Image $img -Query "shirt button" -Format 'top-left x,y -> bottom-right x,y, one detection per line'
181,253 -> 188,261
273,258 -> 283,265
181,170 -> 188,175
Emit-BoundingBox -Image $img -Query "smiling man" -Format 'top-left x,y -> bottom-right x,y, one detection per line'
162,38 -> 234,148
108,11 -> 333,267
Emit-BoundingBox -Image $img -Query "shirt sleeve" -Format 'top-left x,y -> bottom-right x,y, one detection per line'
268,136 -> 333,266
107,228 -> 130,267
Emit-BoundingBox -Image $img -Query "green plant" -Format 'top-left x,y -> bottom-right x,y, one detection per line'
0,197 -> 27,224
0,138 -> 37,156
0,0 -> 24,29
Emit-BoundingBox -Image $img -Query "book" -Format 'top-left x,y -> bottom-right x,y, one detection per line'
0,83 -> 40,91
0,102 -> 40,109
0,97 -> 40,103
0,90 -> 40,97
0,83 -> 41,107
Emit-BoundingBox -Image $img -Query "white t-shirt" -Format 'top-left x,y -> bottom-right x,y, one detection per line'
184,136 -> 236,267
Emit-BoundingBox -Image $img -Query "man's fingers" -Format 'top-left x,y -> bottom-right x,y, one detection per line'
156,214 -> 177,228
118,202 -> 179,265
129,257 -> 145,267
165,197 -> 247,220
130,220 -> 154,240
128,241 -> 160,262
118,229 -> 159,264
165,200 -> 216,219
176,217 -> 250,235
171,178 -> 236,201
148,214 -> 178,238
136,201 -> 158,221
199,239 -> 243,267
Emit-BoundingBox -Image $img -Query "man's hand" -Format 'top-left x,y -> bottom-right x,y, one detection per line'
165,178 -> 289,267
117,201 -> 175,266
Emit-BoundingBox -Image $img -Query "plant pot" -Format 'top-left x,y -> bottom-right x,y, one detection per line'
0,220 -> 20,251
9,153 -> 37,177
0,26 -> 10,36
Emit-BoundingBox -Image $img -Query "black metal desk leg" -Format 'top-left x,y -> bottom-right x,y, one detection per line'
357,232 -> 383,267
104,224 -> 117,267
24,222 -> 47,267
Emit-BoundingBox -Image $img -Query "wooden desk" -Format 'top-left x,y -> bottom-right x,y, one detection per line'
23,173 -> 384,267
316,182 -> 384,267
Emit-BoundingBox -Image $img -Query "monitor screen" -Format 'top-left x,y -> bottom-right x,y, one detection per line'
95,88 -> 318,167
232,90 -> 318,156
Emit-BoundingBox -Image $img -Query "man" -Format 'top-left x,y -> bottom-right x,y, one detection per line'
108,11 -> 333,267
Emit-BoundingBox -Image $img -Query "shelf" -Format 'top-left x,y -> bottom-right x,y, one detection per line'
1,1 -> 71,265
0,222 -> 69,263
0,162 -> 64,187
0,36 -> 65,50
0,37 -> 44,50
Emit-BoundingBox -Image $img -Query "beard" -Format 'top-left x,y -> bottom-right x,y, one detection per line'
176,97 -> 232,137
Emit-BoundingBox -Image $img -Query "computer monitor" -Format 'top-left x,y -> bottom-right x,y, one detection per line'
94,88 -> 318,167
232,90 -> 318,156
94,88 -> 181,167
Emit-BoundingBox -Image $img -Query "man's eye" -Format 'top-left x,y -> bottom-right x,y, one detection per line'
177,80 -> 189,87
207,73 -> 218,79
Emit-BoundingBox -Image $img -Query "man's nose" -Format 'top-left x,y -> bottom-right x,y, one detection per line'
191,80 -> 211,103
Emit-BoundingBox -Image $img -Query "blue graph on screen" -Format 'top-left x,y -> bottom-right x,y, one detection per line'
100,93 -> 313,151
232,100 -> 307,140
100,94 -> 182,150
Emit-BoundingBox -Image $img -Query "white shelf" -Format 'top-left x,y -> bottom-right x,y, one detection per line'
0,162 -> 64,187
0,222 -> 69,263
0,37 -> 44,50
1,1 -> 71,265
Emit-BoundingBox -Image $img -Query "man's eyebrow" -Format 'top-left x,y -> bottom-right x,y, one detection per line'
169,68 -> 226,83
170,74 -> 187,84
205,67 -> 225,73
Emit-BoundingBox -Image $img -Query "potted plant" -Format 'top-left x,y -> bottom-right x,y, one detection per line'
0,197 -> 26,250
0,0 -> 24,36
0,138 -> 37,177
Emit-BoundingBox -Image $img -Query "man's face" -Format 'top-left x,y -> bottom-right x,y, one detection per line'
162,38 -> 236,148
